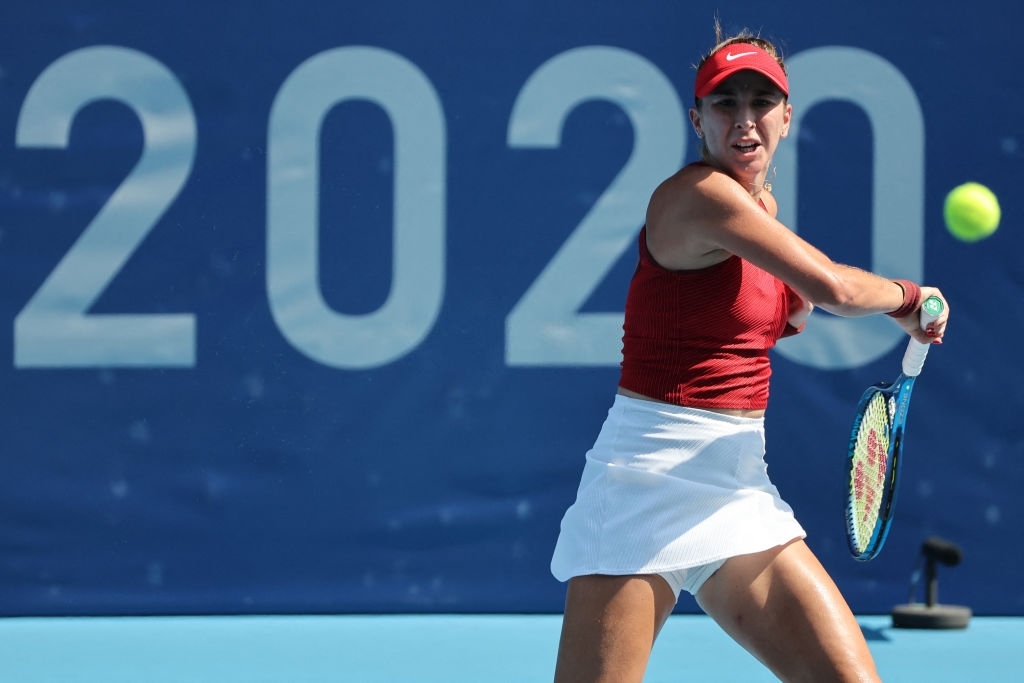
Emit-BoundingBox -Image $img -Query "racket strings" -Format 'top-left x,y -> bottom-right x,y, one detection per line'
849,392 -> 893,553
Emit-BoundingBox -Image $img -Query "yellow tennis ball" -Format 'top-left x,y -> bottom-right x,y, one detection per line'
944,182 -> 1000,242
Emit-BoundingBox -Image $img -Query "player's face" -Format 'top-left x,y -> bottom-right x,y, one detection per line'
691,71 -> 791,187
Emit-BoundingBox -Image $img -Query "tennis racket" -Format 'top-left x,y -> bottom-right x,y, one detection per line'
845,295 -> 945,561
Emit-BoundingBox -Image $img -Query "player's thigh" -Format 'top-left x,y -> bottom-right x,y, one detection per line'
555,574 -> 677,683
695,540 -> 880,682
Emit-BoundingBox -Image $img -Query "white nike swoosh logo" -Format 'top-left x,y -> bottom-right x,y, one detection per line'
725,51 -> 757,61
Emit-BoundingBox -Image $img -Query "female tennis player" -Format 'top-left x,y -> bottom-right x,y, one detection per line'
550,24 -> 949,683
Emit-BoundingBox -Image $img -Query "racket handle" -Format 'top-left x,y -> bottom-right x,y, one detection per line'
901,295 -> 944,377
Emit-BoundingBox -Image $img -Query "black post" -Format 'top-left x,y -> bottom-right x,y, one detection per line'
925,557 -> 938,607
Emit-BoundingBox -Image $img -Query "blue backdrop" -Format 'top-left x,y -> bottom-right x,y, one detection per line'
1,1 -> 1020,616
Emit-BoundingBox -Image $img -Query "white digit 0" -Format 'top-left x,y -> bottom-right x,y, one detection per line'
267,46 -> 446,369
774,47 -> 926,370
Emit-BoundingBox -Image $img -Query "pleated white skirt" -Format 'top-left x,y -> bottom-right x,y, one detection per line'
551,393 -> 806,581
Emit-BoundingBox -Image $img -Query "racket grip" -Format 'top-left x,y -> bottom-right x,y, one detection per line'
901,295 -> 944,377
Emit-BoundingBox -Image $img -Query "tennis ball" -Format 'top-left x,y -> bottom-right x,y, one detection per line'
944,182 -> 1000,242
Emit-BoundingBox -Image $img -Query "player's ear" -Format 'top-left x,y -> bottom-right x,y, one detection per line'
689,107 -> 703,139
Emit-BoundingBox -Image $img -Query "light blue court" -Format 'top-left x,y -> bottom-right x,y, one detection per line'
0,613 -> 1018,682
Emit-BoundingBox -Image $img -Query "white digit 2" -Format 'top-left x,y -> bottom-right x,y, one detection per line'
15,45 -> 198,367
505,46 -> 686,366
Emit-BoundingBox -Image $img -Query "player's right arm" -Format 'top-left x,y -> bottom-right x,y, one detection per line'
645,164 -> 947,341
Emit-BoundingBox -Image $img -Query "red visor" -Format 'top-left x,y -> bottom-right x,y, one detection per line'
694,43 -> 789,99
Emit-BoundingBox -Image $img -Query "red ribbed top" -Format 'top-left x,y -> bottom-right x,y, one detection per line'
619,227 -> 800,410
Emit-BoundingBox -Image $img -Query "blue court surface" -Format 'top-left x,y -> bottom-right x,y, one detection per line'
0,613 -> 1018,682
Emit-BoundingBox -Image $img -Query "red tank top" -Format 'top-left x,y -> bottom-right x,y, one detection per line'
619,227 -> 802,410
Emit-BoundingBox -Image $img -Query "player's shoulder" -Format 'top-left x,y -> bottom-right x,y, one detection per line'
650,162 -> 746,214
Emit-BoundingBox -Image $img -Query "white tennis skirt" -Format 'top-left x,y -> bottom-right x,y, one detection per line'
551,393 -> 806,581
